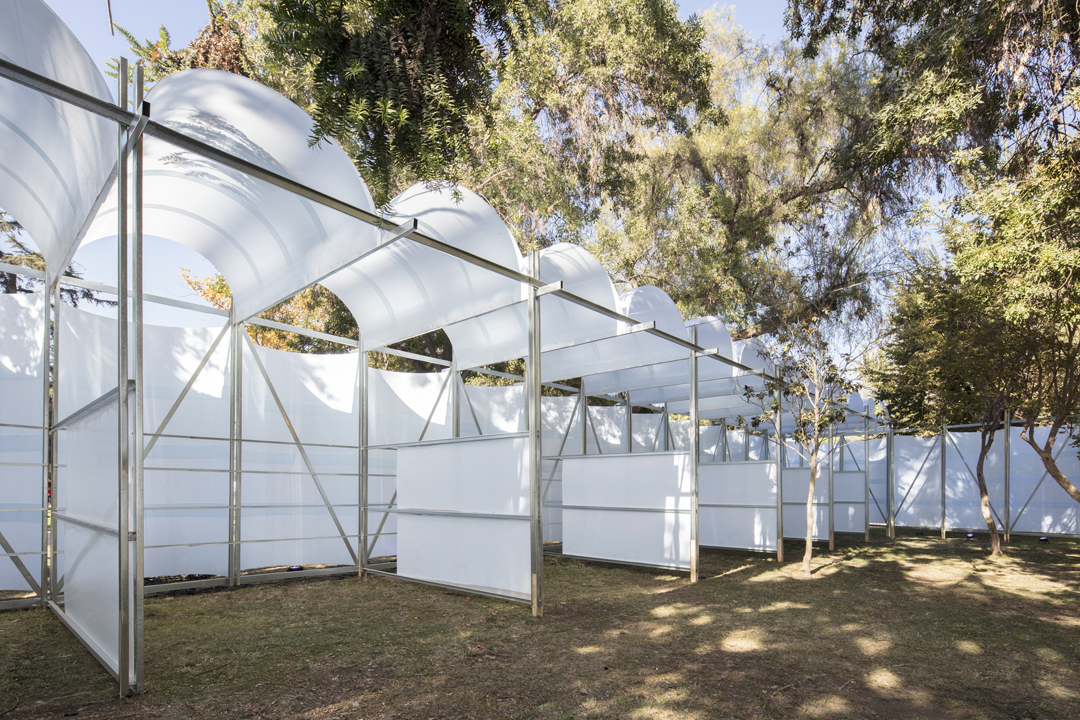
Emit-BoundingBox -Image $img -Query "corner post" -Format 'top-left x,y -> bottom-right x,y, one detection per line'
886,426 -> 895,538
131,64 -> 146,694
775,387 -> 784,563
579,385 -> 587,455
864,415 -> 870,542
1003,409 -> 1011,543
228,313 -> 243,585
116,58 -> 132,697
689,327 -> 699,583
526,254 -> 543,617
940,420 -> 947,541
359,349 -> 369,575
828,424 -> 835,552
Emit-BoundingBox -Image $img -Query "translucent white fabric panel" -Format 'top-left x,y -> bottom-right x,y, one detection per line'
397,435 -> 528,515
546,286 -> 688,382
325,184 -> 523,353
143,508 -> 229,578
397,515 -> 531,599
240,469 -> 358,507
1009,427 -> 1080,535
841,439 -> 867,472
82,70 -> 379,322
542,395 -> 580,457
145,438 -> 230,476
244,343 -> 358,446
143,323 -> 230,439
781,467 -> 828,540
585,406 -> 625,454
727,429 -> 748,461
59,396 -> 134,684
893,435 -> 943,529
241,536 -> 358,571
463,385 -> 525,435
782,503 -> 829,542
368,369 -> 451,446
58,305 -> 119,419
833,471 -> 866,503
632,414 -> 663,452
700,507 -> 777,552
945,431 -> 1005,531
669,419 -> 691,451
700,462 -> 778,550
446,243 -> 620,372
241,442 -> 358,478
0,0 -> 114,279
563,508 -> 691,569
542,457 -> 562,543
563,452 -> 691,510
395,436 -> 530,598
562,453 -> 691,568
868,437 -> 888,524
0,294 -> 45,591
0,292 -> 45,425
700,462 -> 776,506
833,503 -> 866,533
365,508 -> 397,558
585,318 -> 735,396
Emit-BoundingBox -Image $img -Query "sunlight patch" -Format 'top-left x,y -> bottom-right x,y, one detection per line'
799,695 -> 852,717
758,601 -> 811,613
954,640 -> 981,655
576,645 -> 603,655
721,628 -> 765,652
855,637 -> 892,656
867,668 -> 900,689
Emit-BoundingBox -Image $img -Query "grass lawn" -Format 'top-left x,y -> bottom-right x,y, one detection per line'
2,530 -> 1079,719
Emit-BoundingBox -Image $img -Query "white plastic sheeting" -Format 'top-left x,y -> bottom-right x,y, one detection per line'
699,462 -> 777,552
56,392 -> 136,687
0,0 -> 115,281
80,70 -> 381,323
0,292 -> 45,595
395,435 -> 531,600
562,452 -> 692,569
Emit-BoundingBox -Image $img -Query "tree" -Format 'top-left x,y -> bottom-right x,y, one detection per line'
743,316 -> 861,576
584,11 -> 914,338
866,266 -> 1032,556
1,212 -> 109,307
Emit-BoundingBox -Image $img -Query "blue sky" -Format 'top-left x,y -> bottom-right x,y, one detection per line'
46,1 -> 790,73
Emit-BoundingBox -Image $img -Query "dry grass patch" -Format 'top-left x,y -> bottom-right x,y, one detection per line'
2,531 -> 1078,719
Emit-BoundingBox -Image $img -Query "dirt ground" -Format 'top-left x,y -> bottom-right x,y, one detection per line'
2,531 -> 1079,719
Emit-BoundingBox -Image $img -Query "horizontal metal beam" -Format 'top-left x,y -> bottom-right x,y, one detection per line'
369,345 -> 452,367
53,381 -> 134,429
245,317 -> 359,347
0,261 -> 45,280
57,275 -> 230,317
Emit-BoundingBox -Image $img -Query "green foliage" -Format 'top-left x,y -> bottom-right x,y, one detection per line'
585,12 -> 911,337
0,213 -> 108,307
263,0 -> 535,204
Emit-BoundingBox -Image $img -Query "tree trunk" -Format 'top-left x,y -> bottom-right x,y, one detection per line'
803,459 -> 817,576
976,428 -> 1003,557
1021,425 -> 1080,504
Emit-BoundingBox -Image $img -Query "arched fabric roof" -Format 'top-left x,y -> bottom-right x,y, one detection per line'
583,317 -> 735,396
443,242 -> 620,372
321,183 -> 526,352
552,285 -> 688,385
81,69 -> 380,321
0,0 -> 114,280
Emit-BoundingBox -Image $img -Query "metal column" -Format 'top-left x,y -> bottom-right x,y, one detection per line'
941,421 -> 948,540
48,280 -> 60,602
1003,410 -> 1011,542
625,394 -> 632,453
526,253 -> 543,617
130,65 -> 146,694
359,350 -> 369,574
39,270 -> 52,607
115,59 -> 133,697
775,388 -> 784,562
579,385 -> 587,456
689,327 -> 699,583
886,427 -> 895,538
450,359 -> 460,438
828,425 -> 835,551
228,315 -> 243,585
864,415 -> 870,542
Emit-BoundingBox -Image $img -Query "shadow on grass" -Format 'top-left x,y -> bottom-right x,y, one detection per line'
2,532 -> 1078,719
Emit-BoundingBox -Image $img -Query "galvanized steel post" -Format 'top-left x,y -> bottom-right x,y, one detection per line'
526,252 -> 543,616
359,350 -> 369,574
941,420 -> 947,540
131,64 -> 146,694
116,59 -> 132,697
1003,409 -> 1011,543
689,326 -> 699,583
775,387 -> 784,563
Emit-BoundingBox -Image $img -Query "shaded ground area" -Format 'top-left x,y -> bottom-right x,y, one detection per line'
2,531 -> 1079,719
